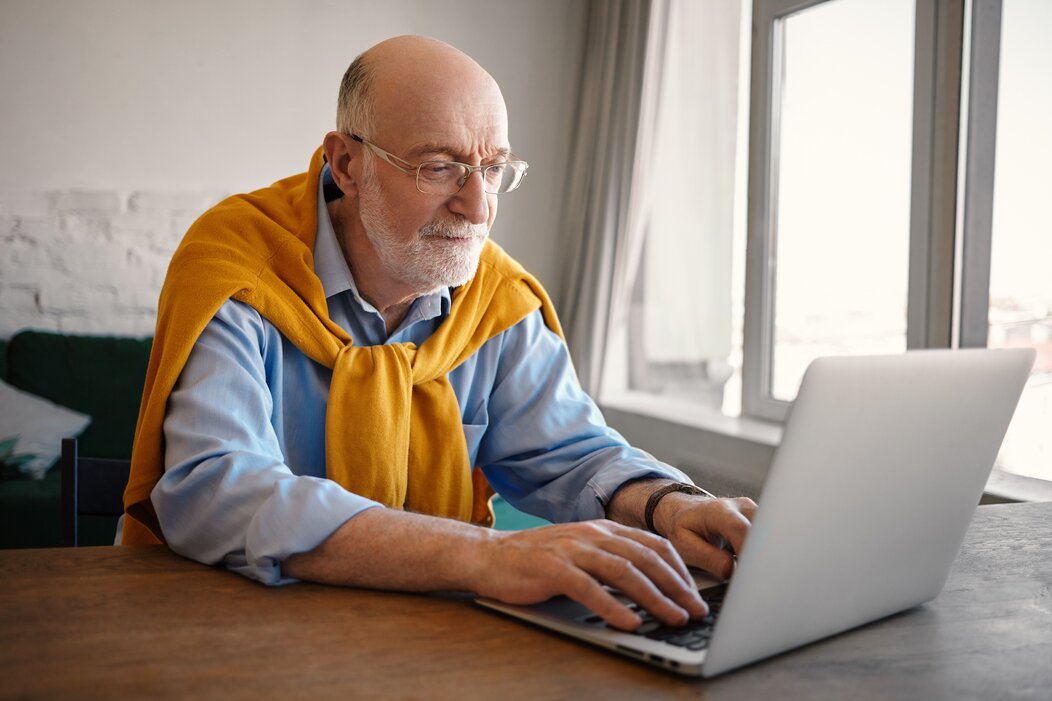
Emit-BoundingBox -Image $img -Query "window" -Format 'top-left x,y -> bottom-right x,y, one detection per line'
985,0 -> 1051,482
749,0 -> 1050,481
766,0 -> 915,404
604,0 -> 1050,486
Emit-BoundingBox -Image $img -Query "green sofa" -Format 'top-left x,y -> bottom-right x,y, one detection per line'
0,330 -> 152,548
0,330 -> 546,550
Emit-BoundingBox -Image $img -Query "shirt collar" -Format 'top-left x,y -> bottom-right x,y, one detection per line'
313,164 -> 452,319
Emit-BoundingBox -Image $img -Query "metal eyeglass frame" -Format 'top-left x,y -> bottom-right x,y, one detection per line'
348,133 -> 528,195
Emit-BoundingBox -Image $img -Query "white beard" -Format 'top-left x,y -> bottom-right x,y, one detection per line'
358,160 -> 489,293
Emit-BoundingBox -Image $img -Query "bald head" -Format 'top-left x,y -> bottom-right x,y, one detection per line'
365,35 -> 498,98
336,36 -> 507,149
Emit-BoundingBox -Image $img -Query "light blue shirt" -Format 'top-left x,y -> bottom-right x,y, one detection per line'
154,167 -> 688,585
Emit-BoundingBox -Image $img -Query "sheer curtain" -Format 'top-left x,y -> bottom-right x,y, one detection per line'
561,0 -> 743,402
559,0 -> 669,395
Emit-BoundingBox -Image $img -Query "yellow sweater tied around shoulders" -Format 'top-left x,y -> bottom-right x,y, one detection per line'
122,146 -> 563,545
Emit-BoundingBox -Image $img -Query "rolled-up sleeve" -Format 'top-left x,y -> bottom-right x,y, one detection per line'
154,300 -> 381,585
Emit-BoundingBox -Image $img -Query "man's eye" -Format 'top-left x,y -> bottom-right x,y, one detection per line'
423,163 -> 455,176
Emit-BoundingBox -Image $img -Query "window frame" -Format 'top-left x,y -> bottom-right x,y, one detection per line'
956,0 -> 1001,350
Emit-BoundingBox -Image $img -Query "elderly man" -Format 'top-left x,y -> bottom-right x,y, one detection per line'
122,35 -> 755,632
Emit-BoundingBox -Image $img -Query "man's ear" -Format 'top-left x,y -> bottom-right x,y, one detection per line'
322,131 -> 360,198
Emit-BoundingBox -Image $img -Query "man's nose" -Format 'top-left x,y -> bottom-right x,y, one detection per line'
447,170 -> 490,225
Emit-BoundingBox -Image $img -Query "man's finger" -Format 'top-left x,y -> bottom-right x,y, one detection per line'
596,528 -> 706,618
674,532 -> 737,580
607,522 -> 695,588
733,497 -> 759,523
714,506 -> 752,557
559,567 -> 642,631
677,500 -> 752,557
575,549 -> 694,626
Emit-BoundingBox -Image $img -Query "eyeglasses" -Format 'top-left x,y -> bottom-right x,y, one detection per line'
349,133 -> 528,196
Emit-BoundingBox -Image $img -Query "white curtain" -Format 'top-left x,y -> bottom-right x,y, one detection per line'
561,0 -> 742,397
560,0 -> 670,396
642,0 -> 741,365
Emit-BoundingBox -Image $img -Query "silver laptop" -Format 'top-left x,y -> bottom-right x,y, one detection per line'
476,348 -> 1035,677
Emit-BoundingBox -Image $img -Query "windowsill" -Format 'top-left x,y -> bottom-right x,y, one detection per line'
600,390 -> 783,447
982,469 -> 1052,504
601,390 -> 1052,504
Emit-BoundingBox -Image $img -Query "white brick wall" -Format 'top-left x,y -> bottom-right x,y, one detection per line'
0,190 -> 225,340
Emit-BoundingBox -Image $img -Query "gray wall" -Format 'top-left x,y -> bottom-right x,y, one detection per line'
0,0 -> 585,336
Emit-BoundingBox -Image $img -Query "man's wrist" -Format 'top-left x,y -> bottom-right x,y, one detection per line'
644,483 -> 708,533
606,477 -> 716,534
606,477 -> 677,529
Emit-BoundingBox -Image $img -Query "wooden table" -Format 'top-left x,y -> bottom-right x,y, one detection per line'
1,502 -> 1050,700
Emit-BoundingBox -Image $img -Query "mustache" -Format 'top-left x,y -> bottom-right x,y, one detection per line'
419,219 -> 488,240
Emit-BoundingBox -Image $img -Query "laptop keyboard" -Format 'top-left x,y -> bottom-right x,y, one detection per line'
580,584 -> 726,652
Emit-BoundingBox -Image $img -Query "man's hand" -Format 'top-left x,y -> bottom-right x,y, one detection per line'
473,520 -> 707,631
651,491 -> 757,579
606,479 -> 758,580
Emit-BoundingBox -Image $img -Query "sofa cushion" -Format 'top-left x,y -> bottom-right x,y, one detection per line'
0,378 -> 91,478
6,330 -> 152,460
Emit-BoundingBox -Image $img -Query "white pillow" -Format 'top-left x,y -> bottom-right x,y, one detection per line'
0,378 -> 91,479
